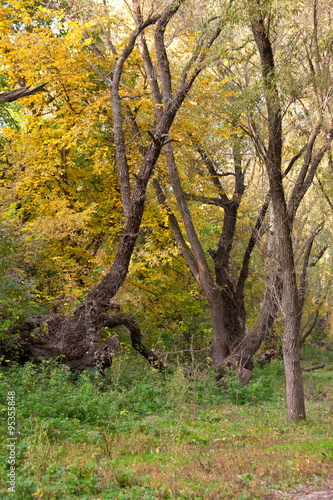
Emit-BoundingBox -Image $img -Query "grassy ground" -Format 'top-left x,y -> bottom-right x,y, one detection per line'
0,345 -> 332,499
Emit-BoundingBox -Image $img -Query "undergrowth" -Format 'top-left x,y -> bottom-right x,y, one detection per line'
0,345 -> 332,499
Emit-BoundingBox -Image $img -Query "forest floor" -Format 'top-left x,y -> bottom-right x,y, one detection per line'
0,343 -> 332,499
269,480 -> 333,499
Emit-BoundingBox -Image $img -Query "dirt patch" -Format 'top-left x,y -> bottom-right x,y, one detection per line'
269,480 -> 333,499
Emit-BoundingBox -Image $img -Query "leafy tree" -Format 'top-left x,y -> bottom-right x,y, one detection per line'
142,0 -> 333,394
1,1 -> 332,423
0,0 -> 227,370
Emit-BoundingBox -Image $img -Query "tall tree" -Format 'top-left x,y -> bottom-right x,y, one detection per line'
0,0 -> 227,369
250,6 -> 306,421
129,0 -> 333,403
229,0 -> 333,393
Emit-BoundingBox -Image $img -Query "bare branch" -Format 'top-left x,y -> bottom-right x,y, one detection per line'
178,11 -> 230,89
298,223 -> 324,314
300,311 -> 319,346
316,175 -> 333,210
193,140 -> 231,208
101,312 -> 165,370
284,145 -> 307,177
184,192 -> 225,207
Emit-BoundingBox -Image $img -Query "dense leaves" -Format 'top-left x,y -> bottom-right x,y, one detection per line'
0,0 -> 332,412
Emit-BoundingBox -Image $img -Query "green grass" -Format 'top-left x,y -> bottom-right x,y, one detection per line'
0,346 -> 332,499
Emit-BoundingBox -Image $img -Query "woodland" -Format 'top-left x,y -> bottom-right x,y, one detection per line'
0,0 -> 333,498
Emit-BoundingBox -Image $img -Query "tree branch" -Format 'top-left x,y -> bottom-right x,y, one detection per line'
184,192 -> 225,207
152,179 -> 200,282
298,223 -> 324,314
194,141 -> 231,208
0,84 -> 47,104
154,0 -> 185,106
101,312 -> 165,370
110,13 -> 162,222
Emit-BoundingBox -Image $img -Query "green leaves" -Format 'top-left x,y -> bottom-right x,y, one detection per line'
0,214 -> 44,337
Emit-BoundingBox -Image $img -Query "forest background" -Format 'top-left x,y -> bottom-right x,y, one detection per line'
0,0 -> 333,498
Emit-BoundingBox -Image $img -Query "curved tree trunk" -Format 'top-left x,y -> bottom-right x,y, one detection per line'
2,1 -> 227,375
4,308 -> 163,373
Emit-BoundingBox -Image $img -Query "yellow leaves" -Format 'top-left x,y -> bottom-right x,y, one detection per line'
27,201 -> 97,241
82,37 -> 93,47
0,2 -> 88,97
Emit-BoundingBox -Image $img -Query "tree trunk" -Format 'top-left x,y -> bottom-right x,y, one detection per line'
209,288 -> 229,374
251,14 -> 306,421
4,309 -> 164,373
4,1 -> 226,375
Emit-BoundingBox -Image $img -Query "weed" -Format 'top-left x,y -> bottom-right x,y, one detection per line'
0,349 -> 332,499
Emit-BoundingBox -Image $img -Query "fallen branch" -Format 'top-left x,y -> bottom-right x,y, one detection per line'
303,363 -> 325,372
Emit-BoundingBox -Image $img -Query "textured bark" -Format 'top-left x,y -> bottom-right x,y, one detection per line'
51,0 -> 193,372
3,309 -> 163,373
251,14 -> 306,421
225,271 -> 282,375
6,1 -> 225,374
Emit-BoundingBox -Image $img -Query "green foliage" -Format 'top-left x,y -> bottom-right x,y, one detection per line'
224,365 -> 277,405
0,213 -> 45,337
0,350 -> 332,499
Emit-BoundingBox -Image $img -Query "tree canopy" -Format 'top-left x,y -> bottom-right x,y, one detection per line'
1,0 -> 333,422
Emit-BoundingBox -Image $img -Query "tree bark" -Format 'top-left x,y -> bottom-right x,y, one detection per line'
251,14 -> 306,421
4,309 -> 163,373
0,84 -> 47,103
134,3 -> 230,375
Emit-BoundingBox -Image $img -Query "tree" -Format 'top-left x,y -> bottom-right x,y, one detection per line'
137,0 -> 333,397
249,5 -> 306,421
0,0 -> 227,370
227,0 -> 333,404
1,1 -> 332,423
